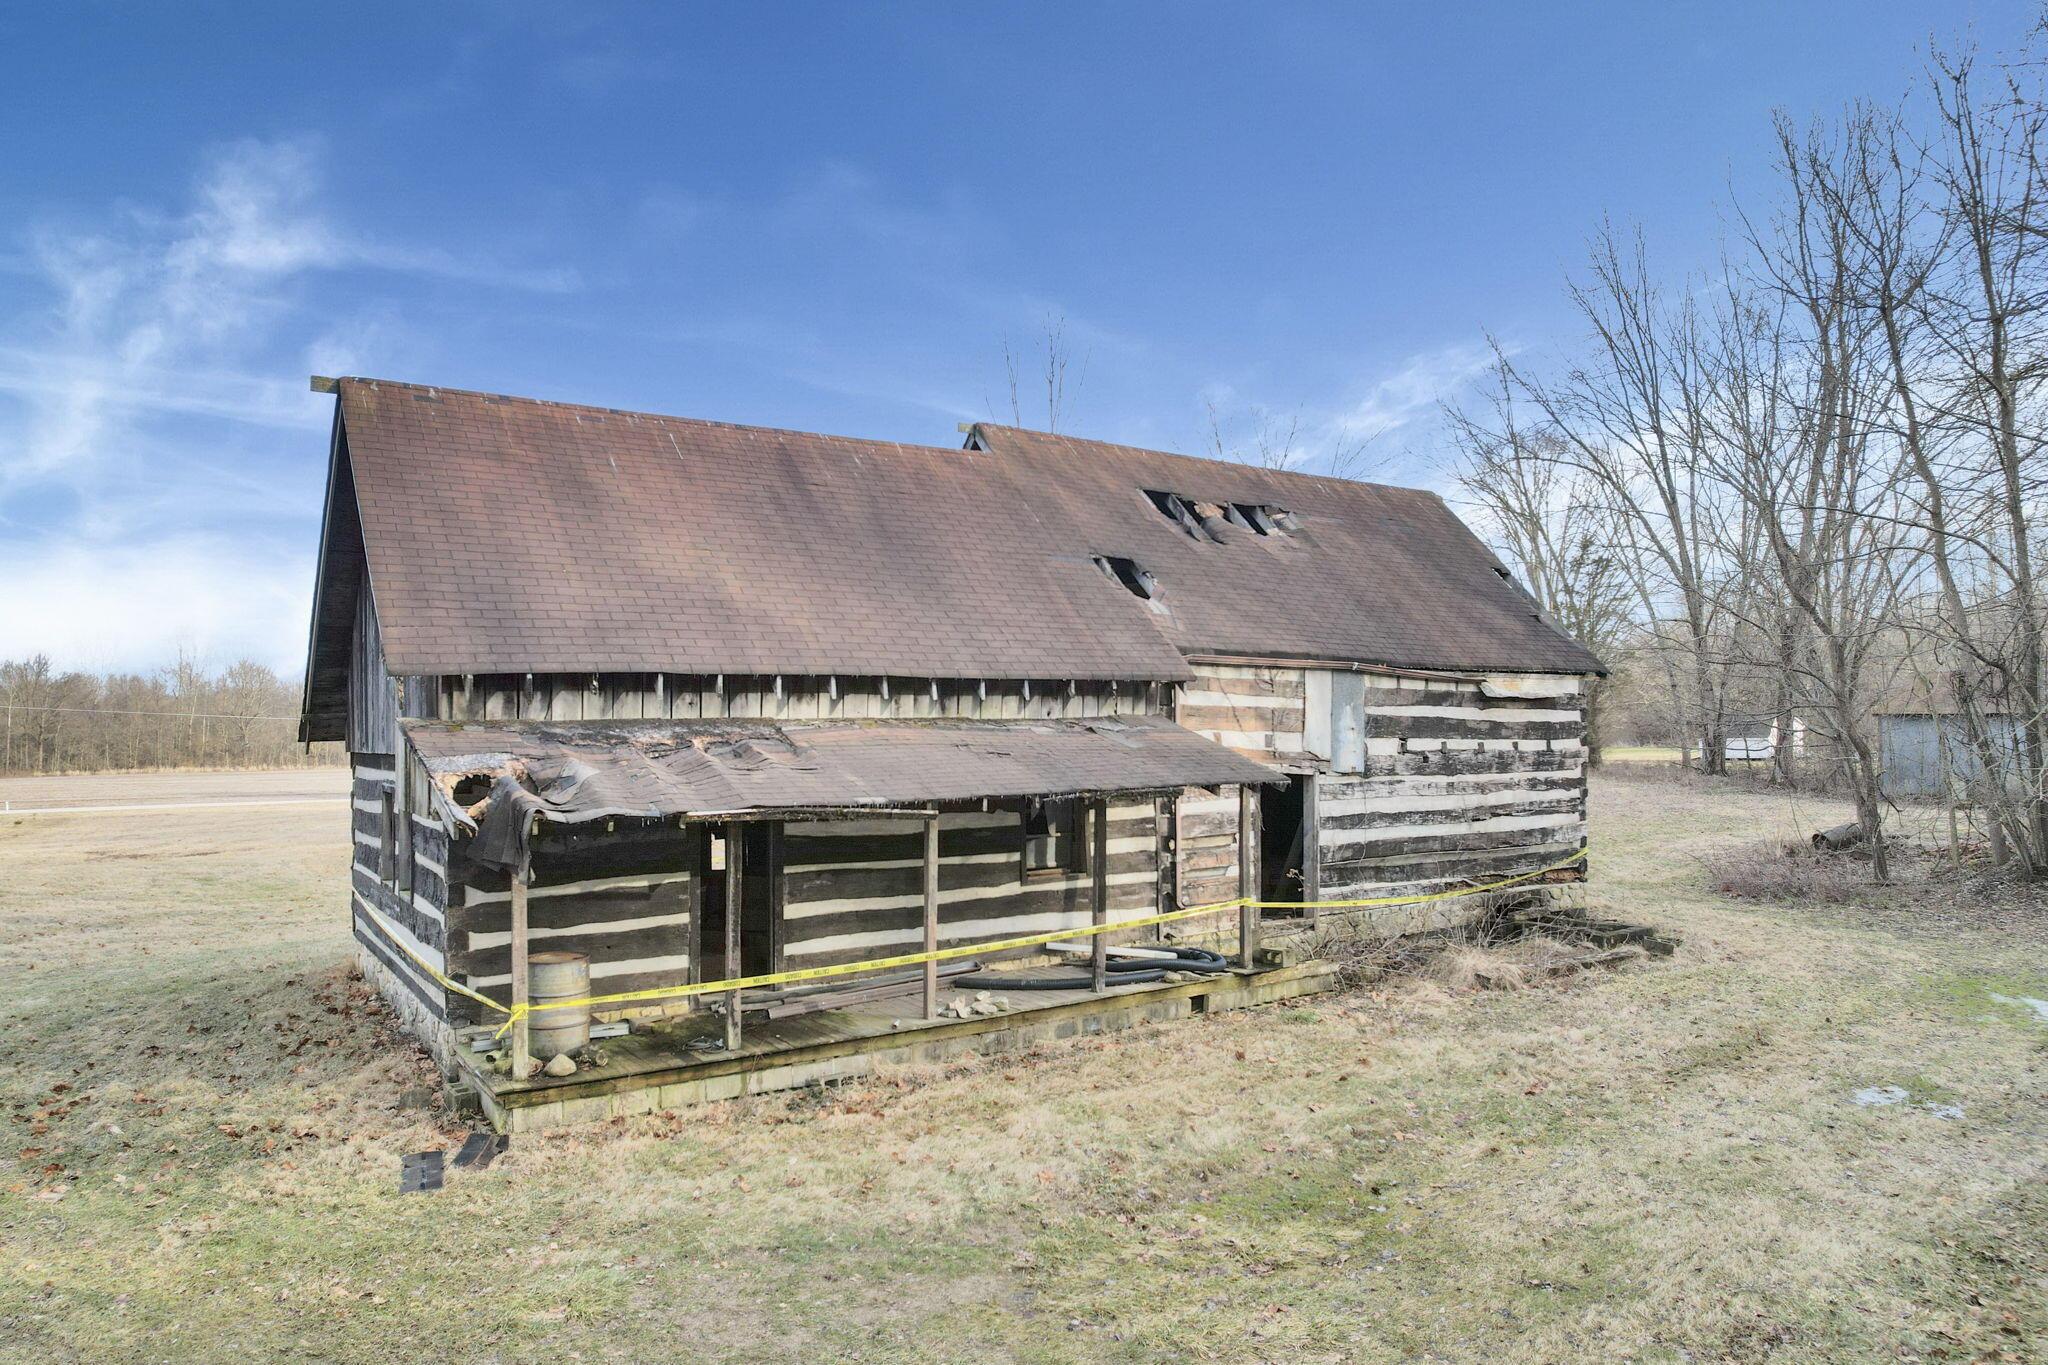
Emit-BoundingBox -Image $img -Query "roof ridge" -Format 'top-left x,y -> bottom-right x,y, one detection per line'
336,376 -> 975,459
969,422 -> 1423,499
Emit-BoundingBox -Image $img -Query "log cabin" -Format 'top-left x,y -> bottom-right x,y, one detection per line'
297,377 -> 1602,1128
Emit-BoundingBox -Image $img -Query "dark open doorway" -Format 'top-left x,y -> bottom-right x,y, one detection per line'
1259,773 -> 1310,912
699,822 -> 780,982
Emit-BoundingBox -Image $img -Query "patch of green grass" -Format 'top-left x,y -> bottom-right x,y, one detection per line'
1921,970 -> 2048,1027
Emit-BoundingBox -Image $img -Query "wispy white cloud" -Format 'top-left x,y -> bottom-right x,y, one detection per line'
1190,341 -> 1498,482
0,135 -> 574,672
1335,341 -> 1496,441
1,136 -> 575,494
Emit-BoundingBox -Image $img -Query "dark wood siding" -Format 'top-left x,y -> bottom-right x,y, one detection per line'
444,818 -> 699,1023
779,802 -> 1162,969
348,753 -> 450,1020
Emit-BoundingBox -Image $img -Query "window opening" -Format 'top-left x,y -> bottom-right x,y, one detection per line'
378,785 -> 397,886
1022,799 -> 1085,876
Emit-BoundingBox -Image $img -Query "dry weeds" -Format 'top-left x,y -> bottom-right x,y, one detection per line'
0,772 -> 2043,1363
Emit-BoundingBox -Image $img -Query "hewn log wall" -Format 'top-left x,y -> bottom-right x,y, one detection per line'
779,802 -> 1161,968
1178,662 -> 1587,922
1317,673 -> 1585,902
444,820 -> 699,1025
1173,664 -> 1308,907
349,751 -> 452,1033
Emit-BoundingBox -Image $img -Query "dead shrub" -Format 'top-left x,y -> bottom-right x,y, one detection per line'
1303,922 -> 1435,991
1425,936 -> 1614,993
1306,919 -> 1628,996
1709,841 -> 1884,905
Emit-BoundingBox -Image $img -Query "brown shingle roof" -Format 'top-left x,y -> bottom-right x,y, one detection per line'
338,380 -> 1190,682
318,378 -> 1601,699
968,424 -> 1605,676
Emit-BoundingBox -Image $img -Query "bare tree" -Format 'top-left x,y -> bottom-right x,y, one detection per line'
1446,356 -> 1634,758
1901,46 -> 2048,870
1500,227 -> 1748,773
1205,400 -> 1304,470
995,314 -> 1088,433
1203,397 -> 1385,479
1713,109 -> 1915,875
0,656 -> 337,775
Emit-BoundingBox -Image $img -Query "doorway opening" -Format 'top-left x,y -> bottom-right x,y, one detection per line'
1259,774 -> 1310,914
699,822 -> 780,983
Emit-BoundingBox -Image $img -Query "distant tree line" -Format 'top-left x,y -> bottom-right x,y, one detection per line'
0,654 -> 342,775
1447,30 -> 2048,879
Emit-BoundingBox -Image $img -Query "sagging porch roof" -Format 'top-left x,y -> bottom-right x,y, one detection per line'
405,714 -> 1282,831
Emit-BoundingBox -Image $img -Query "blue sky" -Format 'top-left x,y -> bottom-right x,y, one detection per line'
0,2 -> 2031,675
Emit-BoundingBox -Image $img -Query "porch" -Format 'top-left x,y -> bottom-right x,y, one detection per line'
456,956 -> 1339,1133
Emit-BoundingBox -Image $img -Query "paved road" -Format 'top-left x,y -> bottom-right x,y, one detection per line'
0,767 -> 350,813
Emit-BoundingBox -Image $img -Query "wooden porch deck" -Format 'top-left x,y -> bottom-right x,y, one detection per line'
457,958 -> 1339,1132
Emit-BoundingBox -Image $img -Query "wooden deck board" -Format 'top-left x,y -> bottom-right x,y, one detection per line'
457,959 -> 1339,1129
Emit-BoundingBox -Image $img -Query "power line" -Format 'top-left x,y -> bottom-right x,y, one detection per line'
0,703 -> 299,721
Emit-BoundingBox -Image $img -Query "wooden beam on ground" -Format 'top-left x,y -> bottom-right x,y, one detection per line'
1091,797 -> 1109,993
509,872 -> 531,1078
725,820 -> 743,1051
1238,784 -> 1260,969
922,815 -> 940,1020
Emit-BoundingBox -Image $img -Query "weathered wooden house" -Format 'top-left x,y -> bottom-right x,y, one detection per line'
299,378 -> 1601,1129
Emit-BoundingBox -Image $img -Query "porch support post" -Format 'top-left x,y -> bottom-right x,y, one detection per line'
1302,774 -> 1321,930
724,819 -> 744,1051
922,815 -> 940,1020
1238,784 -> 1260,969
509,870 -> 531,1078
1088,798 -> 1110,992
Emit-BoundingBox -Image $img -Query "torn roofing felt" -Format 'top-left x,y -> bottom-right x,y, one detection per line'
407,715 -> 1283,876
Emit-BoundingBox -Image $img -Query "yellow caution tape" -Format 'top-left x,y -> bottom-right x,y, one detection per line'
357,848 -> 1589,1039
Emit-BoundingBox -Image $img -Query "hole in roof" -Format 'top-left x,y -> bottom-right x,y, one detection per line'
1145,487 -> 1297,541
1143,489 -> 1225,543
1093,554 -> 1164,608
1226,502 -> 1298,536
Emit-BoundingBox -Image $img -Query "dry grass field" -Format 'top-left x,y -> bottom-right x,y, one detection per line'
2,769 -> 2044,1363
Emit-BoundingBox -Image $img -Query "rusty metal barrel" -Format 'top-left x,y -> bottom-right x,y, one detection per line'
527,951 -> 591,1060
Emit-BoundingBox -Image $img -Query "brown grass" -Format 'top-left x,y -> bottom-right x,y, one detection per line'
0,771 -> 2043,1362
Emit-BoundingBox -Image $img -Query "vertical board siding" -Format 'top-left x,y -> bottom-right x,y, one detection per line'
347,590 -> 398,756
437,675 -> 1164,725
779,803 -> 1161,967
444,819 -> 699,1021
